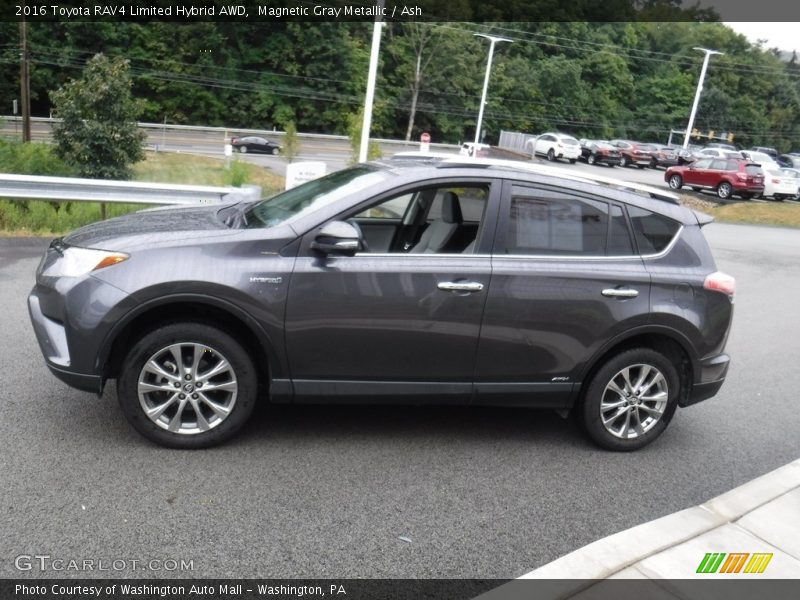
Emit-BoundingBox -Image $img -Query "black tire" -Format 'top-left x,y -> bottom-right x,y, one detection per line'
547,148 -> 555,162
580,348 -> 680,452
637,164 -> 646,169
650,159 -> 657,169
717,181 -> 733,199
691,187 -> 702,192
239,145 -> 248,154
569,158 -> 577,164
668,174 -> 683,190
740,192 -> 753,200
620,156 -> 629,168
271,147 -> 280,155
117,322 -> 258,449
587,154 -> 596,165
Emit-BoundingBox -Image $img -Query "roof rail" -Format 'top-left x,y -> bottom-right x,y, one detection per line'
436,156 -> 680,204
388,152 -> 679,204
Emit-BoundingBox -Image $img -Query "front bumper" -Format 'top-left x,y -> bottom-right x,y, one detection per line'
681,353 -> 730,407
28,292 -> 103,393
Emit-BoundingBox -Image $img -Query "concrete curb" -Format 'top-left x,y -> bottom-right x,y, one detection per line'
519,458 -> 800,586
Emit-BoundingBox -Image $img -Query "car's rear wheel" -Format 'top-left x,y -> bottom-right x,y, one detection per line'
117,323 -> 258,449
547,148 -> 555,161
717,182 -> 733,199
580,348 -> 679,451
620,156 -> 629,167
239,146 -> 248,154
668,174 -> 683,190
272,147 -> 279,155
587,154 -> 595,165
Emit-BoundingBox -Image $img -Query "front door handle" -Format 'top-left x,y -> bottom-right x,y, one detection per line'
602,288 -> 639,298
438,281 -> 484,292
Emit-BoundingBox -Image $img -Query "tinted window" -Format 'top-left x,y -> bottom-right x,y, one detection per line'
627,206 -> 681,254
562,137 -> 579,146
725,160 -> 740,171
693,159 -> 713,169
710,160 -> 728,170
609,205 -> 634,255
506,192 -> 633,257
745,165 -> 763,176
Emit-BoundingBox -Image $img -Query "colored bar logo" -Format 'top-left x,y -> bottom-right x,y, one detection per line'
696,552 -> 772,574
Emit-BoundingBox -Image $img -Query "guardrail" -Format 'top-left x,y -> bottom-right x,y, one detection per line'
0,174 -> 260,205
0,116 -> 461,154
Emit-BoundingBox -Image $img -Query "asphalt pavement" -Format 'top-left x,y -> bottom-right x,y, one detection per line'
0,222 -> 799,579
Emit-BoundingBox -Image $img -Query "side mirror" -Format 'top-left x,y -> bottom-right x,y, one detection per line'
311,221 -> 362,256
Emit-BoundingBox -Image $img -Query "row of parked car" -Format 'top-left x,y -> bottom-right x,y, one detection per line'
524,132 -> 800,201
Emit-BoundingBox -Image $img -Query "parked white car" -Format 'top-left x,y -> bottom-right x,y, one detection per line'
761,166 -> 799,200
697,148 -> 742,160
528,133 -> 581,163
741,150 -> 778,167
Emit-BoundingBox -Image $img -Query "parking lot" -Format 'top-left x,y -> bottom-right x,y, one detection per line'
1,222 -> 799,579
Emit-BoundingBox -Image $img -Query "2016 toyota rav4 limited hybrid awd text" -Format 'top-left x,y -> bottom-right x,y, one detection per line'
28,158 -> 735,451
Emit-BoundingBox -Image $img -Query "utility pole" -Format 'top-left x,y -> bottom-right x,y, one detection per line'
683,47 -> 723,150
20,14 -> 31,142
473,34 -> 512,146
358,0 -> 385,163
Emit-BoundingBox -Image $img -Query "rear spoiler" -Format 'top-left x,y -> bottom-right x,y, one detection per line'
694,210 -> 715,226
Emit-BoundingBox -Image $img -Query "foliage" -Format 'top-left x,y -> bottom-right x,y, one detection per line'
282,120 -> 299,163
347,110 -> 383,164
224,157 -> 249,187
0,139 -> 75,176
3,19 -> 800,151
51,54 -> 146,180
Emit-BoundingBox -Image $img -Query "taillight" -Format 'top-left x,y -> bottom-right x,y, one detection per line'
704,271 -> 735,297
736,173 -> 747,181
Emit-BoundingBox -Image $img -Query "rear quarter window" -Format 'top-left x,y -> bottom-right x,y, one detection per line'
627,206 -> 681,255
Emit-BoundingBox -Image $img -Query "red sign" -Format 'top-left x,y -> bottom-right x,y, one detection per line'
420,132 -> 431,143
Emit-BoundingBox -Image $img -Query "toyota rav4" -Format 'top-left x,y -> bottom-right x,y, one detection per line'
29,158 -> 734,451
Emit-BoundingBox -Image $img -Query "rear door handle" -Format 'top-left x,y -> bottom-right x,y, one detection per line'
438,281 -> 484,292
602,288 -> 639,298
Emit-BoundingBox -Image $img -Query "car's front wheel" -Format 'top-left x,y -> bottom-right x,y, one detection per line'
239,146 -> 248,154
117,323 -> 258,449
272,147 -> 280,155
580,348 -> 679,451
668,174 -> 683,190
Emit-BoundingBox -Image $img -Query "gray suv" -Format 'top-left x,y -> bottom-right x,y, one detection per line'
28,159 -> 734,451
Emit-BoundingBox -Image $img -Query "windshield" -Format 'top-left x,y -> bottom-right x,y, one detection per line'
244,165 -> 391,229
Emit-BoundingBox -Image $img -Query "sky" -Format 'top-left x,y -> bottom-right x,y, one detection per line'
724,22 -> 799,55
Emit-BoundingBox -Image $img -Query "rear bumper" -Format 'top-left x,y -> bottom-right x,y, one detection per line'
682,353 -> 730,407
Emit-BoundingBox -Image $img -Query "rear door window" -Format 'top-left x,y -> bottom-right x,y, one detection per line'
502,187 -> 635,257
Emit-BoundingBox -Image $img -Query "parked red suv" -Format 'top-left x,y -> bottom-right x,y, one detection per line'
665,158 -> 764,199
610,140 -> 655,168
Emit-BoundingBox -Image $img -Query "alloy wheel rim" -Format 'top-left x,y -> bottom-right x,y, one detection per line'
137,343 -> 238,435
600,363 -> 668,439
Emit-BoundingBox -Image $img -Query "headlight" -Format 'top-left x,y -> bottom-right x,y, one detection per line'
44,246 -> 129,278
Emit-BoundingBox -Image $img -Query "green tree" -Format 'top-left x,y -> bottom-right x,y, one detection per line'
347,110 -> 382,164
282,120 -> 300,163
51,54 -> 145,180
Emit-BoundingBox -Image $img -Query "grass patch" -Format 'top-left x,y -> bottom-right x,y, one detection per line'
713,201 -> 800,228
1,151 -> 284,236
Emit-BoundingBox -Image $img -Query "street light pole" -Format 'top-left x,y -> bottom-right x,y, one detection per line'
358,0 -> 385,163
473,34 -> 512,146
683,47 -> 723,149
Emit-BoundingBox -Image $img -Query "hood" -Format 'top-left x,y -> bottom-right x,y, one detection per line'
63,203 -> 236,250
